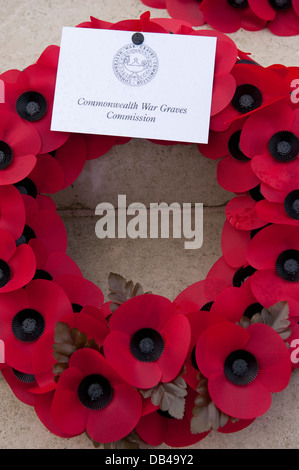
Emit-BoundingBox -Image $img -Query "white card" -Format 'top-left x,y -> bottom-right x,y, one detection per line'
51,27 -> 217,144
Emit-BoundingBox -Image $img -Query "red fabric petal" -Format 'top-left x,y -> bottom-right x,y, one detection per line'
247,224 -> 299,270
34,391 -> 78,438
225,195 -> 267,231
208,371 -> 272,419
53,274 -> 104,309
2,244 -> 36,292
54,134 -> 87,188
0,184 -> 25,239
28,154 -> 65,194
196,322 -> 250,378
103,330 -> 162,389
136,411 -> 167,446
37,46 -> 60,69
240,103 -> 295,157
268,7 -> 299,36
245,324 -> 291,392
251,154 -> 299,192
218,156 -> 260,193
166,0 -> 205,26
86,382 -> 142,443
44,253 -> 82,278
250,269 -> 299,312
201,0 -> 243,33
0,154 -> 37,186
142,0 -> 167,7
211,73 -> 237,117
173,279 -> 214,314
50,367 -> 88,436
109,294 -> 174,335
221,220 -> 251,268
209,285 -> 254,323
256,199 -> 299,226
158,314 -> 191,383
248,0 -> 276,21
1,367 -> 36,406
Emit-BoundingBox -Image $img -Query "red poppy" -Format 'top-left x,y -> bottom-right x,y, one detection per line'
34,390 -> 79,438
17,194 -> 67,256
111,11 -> 169,33
173,279 -> 215,316
0,111 -> 40,186
165,0 -> 205,26
196,322 -> 291,419
32,305 -> 109,392
255,184 -> 299,226
221,220 -> 251,268
0,184 -> 25,239
53,274 -> 104,312
210,64 -> 290,132
240,104 -> 299,191
1,366 -> 38,406
184,309 -> 230,390
103,294 -> 191,389
248,0 -> 299,36
0,279 -> 72,373
225,195 -> 268,231
188,29 -> 237,117
0,65 -> 69,154
0,228 -> 36,293
200,0 -> 267,33
28,241 -> 82,282
199,118 -> 261,192
136,387 -> 209,447
247,224 -> 299,314
50,348 -> 142,442
210,282 -> 265,324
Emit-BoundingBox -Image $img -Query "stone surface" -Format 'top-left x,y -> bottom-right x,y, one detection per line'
0,0 -> 298,450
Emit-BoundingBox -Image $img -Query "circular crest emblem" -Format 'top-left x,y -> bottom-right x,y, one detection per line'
113,43 -> 159,87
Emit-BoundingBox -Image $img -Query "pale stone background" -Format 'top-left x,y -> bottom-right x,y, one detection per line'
0,0 -> 298,449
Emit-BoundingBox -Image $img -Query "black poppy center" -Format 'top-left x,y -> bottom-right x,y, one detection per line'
276,250 -> 299,282
157,409 -> 175,419
33,270 -> 53,281
228,130 -> 250,161
268,131 -> 299,162
14,178 -> 37,198
284,190 -> 299,220
191,346 -> 199,371
16,91 -> 47,122
12,368 -> 36,384
231,84 -> 263,114
269,0 -> 291,10
0,140 -> 13,170
12,309 -> 45,342
243,302 -> 264,319
72,303 -> 83,313
249,184 -> 265,202
224,350 -> 259,385
130,328 -> 165,362
78,374 -> 113,410
15,225 -> 36,247
200,301 -> 214,312
0,259 -> 11,288
232,265 -> 257,287
227,0 -> 248,8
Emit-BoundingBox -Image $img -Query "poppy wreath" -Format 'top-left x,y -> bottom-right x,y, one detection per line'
0,11 -> 298,448
141,0 -> 299,36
